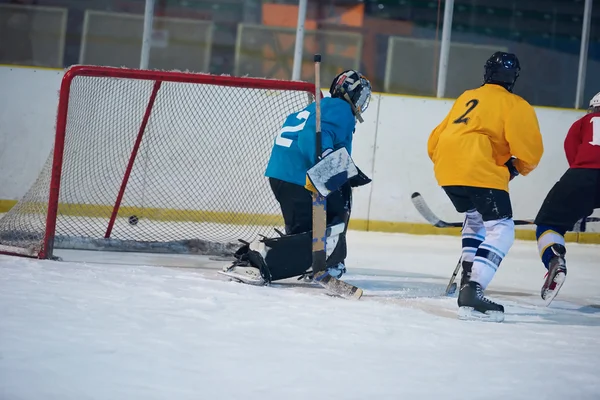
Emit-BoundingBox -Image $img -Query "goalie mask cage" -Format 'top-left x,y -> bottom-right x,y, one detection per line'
0,65 -> 316,259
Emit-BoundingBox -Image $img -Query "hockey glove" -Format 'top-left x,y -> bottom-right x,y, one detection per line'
325,171 -> 349,192
348,167 -> 372,188
505,157 -> 519,181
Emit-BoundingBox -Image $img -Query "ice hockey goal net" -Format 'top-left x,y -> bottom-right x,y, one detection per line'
0,66 -> 316,259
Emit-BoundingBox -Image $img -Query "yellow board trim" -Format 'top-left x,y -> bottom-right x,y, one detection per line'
0,64 -> 64,72
0,200 -> 17,212
1,199 -> 599,244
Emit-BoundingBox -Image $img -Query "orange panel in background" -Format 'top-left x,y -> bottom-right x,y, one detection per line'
262,4 -> 317,29
332,4 -> 364,27
262,3 -> 364,29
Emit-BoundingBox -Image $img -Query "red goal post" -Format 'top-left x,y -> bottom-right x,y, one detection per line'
0,65 -> 317,259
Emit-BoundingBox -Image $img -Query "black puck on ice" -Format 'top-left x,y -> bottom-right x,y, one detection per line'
128,215 -> 139,225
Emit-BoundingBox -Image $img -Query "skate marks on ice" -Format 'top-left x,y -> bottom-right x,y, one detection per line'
65,247 -> 598,327
345,267 -> 600,326
217,269 -> 460,319
343,268 -> 460,319
220,267 -> 461,319
228,267 -> 600,326
489,291 -> 600,326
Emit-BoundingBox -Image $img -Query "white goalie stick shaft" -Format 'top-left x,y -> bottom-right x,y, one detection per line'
310,54 -> 327,274
411,192 -> 600,228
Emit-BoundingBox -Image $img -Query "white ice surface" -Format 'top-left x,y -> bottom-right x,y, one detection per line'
1,231 -> 599,400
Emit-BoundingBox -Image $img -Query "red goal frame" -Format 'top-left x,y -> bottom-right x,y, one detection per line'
37,65 -> 317,259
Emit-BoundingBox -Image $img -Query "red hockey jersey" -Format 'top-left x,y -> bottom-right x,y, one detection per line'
564,112 -> 600,169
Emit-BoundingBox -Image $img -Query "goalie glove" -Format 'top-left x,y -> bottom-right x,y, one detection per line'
348,167 -> 371,188
306,167 -> 370,193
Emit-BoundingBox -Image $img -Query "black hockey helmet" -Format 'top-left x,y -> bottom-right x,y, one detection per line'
483,52 -> 520,92
329,70 -> 372,123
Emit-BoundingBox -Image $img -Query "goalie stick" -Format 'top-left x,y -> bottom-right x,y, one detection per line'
310,54 -> 362,300
411,192 -> 600,228
311,54 -> 327,276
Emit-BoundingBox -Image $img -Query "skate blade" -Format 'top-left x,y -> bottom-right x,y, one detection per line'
457,306 -> 505,323
542,271 -> 566,307
218,270 -> 266,286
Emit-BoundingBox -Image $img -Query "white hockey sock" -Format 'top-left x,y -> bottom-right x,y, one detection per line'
461,209 -> 485,263
536,229 -> 565,259
471,218 -> 515,290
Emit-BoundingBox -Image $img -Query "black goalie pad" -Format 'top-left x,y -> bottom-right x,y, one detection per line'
234,223 -> 347,283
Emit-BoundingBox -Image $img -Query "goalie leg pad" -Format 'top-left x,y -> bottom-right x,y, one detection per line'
264,223 -> 346,281
233,223 -> 347,283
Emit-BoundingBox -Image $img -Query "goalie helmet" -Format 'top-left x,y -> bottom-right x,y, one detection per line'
329,70 -> 372,122
589,92 -> 600,113
483,52 -> 520,93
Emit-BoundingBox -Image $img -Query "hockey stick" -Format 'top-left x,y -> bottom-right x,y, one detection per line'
445,258 -> 461,296
309,55 -> 362,300
411,192 -> 600,228
413,190 -> 598,296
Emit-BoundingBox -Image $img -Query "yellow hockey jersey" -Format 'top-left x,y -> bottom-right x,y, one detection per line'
427,84 -> 544,192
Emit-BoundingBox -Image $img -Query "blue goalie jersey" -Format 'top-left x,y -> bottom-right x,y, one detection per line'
265,97 -> 356,186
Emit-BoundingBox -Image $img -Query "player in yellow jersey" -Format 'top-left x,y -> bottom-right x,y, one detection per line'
427,52 -> 544,322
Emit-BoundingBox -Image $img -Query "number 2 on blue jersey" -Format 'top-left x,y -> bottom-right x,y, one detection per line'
275,110 -> 311,148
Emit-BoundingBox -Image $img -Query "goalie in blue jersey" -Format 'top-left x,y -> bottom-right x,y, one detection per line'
220,70 -> 373,286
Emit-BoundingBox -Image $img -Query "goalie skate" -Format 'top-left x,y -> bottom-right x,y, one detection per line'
219,262 -> 265,286
541,244 -> 567,306
218,241 -> 268,286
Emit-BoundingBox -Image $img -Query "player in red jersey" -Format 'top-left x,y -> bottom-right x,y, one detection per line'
534,92 -> 600,305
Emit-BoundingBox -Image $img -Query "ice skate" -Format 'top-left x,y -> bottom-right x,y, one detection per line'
218,241 -> 268,286
219,261 -> 266,286
457,281 -> 504,322
541,244 -> 567,306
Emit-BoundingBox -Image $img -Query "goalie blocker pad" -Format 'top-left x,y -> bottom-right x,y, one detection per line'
307,147 -> 358,197
233,223 -> 347,283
